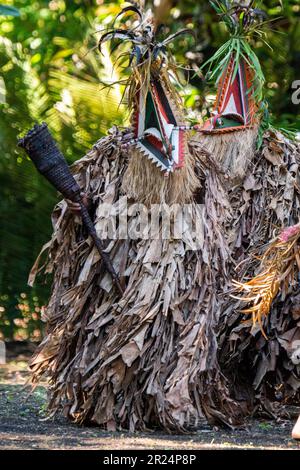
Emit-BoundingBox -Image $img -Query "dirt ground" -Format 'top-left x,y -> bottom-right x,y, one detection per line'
0,348 -> 300,450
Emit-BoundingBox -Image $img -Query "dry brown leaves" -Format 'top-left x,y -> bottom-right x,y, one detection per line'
28,126 -> 300,432
219,129 -> 300,415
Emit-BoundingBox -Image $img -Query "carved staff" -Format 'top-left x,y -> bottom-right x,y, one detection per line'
18,123 -> 124,295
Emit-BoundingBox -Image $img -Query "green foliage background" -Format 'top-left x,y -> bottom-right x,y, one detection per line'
0,0 -> 299,340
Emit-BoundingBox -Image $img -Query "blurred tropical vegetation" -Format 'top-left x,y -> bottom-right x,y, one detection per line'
0,0 -> 299,341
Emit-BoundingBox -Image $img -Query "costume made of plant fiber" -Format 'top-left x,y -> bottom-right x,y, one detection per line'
28,2 -> 300,431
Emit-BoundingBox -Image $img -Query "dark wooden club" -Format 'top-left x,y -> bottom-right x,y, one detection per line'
18,122 -> 124,295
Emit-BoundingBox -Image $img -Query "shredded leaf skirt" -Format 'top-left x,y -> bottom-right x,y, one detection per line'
29,127 -> 300,432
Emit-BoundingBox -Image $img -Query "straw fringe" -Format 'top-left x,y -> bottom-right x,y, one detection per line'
231,224 -> 300,338
195,127 -> 258,184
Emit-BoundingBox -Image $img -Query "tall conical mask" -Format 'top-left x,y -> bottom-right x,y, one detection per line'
98,2 -> 198,206
195,0 -> 267,183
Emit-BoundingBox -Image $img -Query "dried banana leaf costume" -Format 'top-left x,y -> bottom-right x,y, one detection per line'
195,1 -> 300,416
29,6 -> 240,432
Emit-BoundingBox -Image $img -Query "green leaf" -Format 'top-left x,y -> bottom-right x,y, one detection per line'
0,4 -> 20,17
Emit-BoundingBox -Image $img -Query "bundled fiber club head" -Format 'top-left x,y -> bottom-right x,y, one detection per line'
18,123 -> 123,295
